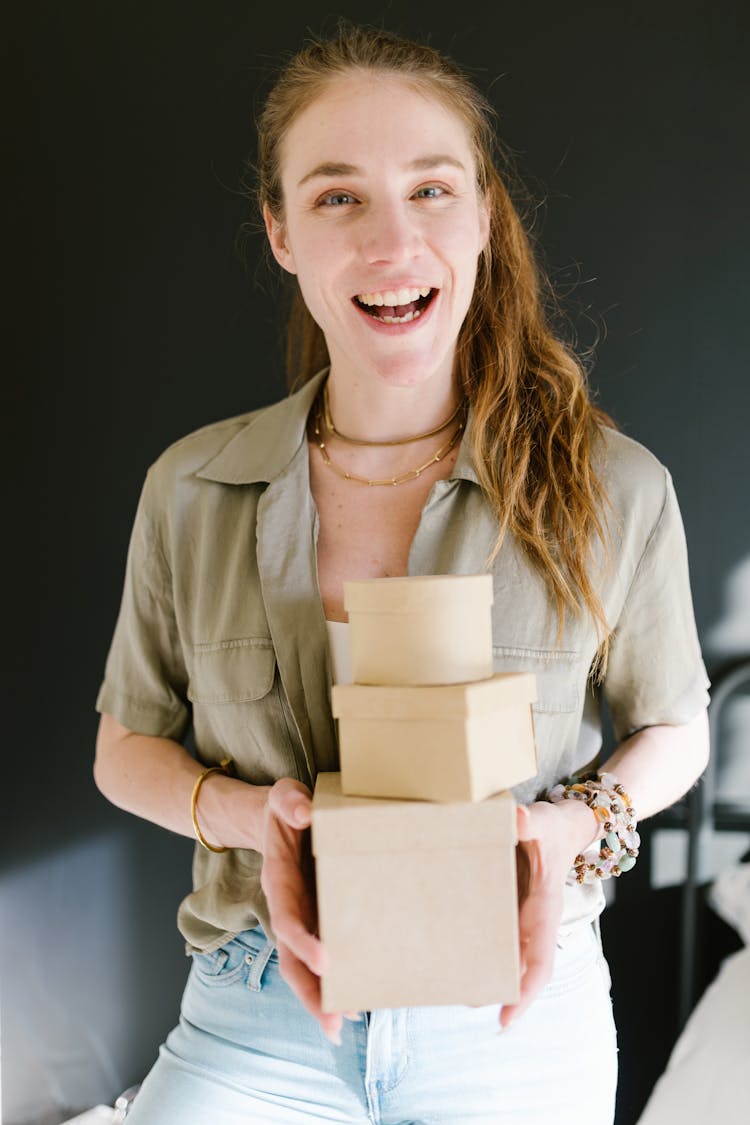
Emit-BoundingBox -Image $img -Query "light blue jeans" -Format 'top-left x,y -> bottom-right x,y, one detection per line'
126,922 -> 617,1124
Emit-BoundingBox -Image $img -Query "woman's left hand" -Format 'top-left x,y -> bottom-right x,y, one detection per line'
500,799 -> 598,1029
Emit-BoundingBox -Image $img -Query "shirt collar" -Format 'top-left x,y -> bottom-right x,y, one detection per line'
197,366 -> 480,487
196,371 -> 327,485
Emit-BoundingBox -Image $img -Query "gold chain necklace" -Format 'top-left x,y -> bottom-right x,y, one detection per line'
323,380 -> 465,446
313,398 -> 466,487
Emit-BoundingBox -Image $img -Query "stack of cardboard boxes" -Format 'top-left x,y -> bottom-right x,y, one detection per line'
311,574 -> 538,1012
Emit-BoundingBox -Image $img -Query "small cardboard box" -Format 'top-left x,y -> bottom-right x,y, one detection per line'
312,772 -> 520,1012
344,574 -> 494,685
332,672 -> 537,802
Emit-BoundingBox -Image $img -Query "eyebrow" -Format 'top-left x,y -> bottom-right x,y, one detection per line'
297,154 -> 467,188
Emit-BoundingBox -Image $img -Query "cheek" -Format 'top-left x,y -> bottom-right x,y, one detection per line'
447,239 -> 483,296
436,215 -> 488,278
295,232 -> 358,318
293,252 -> 343,325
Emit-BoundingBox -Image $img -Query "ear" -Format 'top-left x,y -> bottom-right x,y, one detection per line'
263,203 -> 297,275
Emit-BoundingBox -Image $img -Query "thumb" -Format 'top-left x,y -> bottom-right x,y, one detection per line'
269,778 -> 313,829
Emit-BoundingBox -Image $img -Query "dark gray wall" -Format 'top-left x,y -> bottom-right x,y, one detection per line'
5,2 -> 748,1122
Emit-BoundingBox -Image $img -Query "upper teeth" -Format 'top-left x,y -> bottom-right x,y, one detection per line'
357,287 -> 432,306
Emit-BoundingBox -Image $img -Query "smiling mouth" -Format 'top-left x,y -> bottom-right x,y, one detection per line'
353,287 -> 437,325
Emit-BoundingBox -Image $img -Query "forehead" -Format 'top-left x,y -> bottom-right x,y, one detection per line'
279,74 -> 476,187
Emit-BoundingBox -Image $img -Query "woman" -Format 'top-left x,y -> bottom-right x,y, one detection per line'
94,24 -> 710,1124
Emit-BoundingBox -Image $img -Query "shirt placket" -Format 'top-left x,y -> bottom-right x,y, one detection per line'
255,441 -> 338,787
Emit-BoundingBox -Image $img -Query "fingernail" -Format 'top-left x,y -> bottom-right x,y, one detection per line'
324,1028 -> 342,1046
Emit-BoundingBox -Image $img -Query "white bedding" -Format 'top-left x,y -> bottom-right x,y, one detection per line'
636,863 -> 750,1125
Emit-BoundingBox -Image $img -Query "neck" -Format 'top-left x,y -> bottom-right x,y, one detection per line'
324,371 -> 463,445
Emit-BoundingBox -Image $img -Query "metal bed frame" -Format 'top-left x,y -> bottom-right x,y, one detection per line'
654,656 -> 750,1028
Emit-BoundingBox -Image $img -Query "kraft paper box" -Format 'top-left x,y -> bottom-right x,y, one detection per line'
344,574 -> 494,685
332,672 -> 537,802
312,772 -> 520,1012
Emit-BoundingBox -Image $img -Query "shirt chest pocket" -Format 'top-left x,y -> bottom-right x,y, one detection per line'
492,645 -> 581,715
187,638 -> 305,784
189,639 -> 276,704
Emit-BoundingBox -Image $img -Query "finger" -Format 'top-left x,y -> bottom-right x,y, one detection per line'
261,817 -> 314,913
261,812 -> 324,976
268,779 -> 313,829
274,912 -> 328,976
262,862 -> 326,970
501,854 -> 560,1029
278,942 -> 343,1042
277,940 -> 324,1018
260,846 -> 310,904
501,928 -> 556,1028
515,844 -> 532,904
516,945 -> 554,1019
515,802 -> 532,840
501,968 -> 549,1025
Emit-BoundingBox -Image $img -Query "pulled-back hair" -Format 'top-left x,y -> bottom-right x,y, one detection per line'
255,23 -> 615,666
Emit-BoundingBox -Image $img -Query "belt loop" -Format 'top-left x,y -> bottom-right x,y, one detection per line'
246,937 -> 275,992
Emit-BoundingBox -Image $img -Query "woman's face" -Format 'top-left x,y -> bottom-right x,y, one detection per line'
265,74 -> 490,392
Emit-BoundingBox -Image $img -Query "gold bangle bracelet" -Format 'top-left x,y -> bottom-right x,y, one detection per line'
190,757 -> 233,853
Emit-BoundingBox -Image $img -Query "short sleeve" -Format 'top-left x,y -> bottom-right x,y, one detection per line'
603,468 -> 710,741
95,467 -> 191,740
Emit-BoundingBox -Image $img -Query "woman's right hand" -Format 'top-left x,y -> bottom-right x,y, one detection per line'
259,778 -> 345,1043
94,724 -> 345,1041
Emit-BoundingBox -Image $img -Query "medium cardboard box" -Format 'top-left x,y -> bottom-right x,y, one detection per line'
332,672 -> 537,802
312,772 -> 520,1012
344,574 -> 494,685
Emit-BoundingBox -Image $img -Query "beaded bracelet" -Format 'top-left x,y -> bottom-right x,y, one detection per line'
545,771 -> 640,885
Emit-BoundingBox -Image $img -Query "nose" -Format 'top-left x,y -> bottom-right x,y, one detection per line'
360,200 -> 422,266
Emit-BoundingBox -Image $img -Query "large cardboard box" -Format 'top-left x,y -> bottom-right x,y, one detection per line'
332,672 -> 537,802
312,772 -> 520,1012
344,574 -> 494,685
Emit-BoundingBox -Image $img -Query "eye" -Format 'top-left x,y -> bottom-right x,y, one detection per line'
413,184 -> 449,200
317,191 -> 358,207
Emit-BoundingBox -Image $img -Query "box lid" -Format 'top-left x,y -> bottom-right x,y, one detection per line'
311,772 -> 516,856
331,672 -> 536,720
344,573 -> 493,614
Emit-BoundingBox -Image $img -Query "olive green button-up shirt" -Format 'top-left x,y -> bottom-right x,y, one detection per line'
97,368 -> 709,951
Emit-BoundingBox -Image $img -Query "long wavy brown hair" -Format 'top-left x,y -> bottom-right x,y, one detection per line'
255,23 -> 615,666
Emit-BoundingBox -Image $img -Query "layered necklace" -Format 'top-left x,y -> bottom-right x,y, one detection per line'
313,381 -> 467,487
